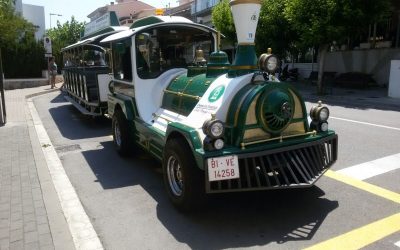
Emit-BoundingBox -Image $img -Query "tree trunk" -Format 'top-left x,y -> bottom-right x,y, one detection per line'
317,44 -> 329,95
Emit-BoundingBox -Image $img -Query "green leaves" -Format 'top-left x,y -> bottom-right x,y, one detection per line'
211,0 -> 236,46
211,0 -> 392,55
0,0 -> 35,47
46,16 -> 85,69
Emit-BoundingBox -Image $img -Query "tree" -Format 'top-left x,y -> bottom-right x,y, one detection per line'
211,0 -> 236,47
0,0 -> 36,123
284,0 -> 392,94
46,17 -> 85,69
256,0 -> 299,58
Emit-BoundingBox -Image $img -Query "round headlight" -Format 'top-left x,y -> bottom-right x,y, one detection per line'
214,139 -> 224,150
259,54 -> 279,73
266,56 -> 278,72
210,121 -> 224,138
320,122 -> 329,132
203,119 -> 225,138
318,107 -> 329,121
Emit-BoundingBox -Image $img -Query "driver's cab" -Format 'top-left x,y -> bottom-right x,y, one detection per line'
103,16 -> 218,122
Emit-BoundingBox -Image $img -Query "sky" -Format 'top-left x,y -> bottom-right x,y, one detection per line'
22,0 -> 178,29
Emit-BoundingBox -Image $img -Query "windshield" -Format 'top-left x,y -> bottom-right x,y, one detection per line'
135,26 -> 214,79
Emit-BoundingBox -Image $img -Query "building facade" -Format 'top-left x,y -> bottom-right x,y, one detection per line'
87,0 -> 156,26
191,0 -> 219,26
14,0 -> 45,41
22,4 -> 45,40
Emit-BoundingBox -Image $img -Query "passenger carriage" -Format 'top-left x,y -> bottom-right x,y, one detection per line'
61,12 -> 128,116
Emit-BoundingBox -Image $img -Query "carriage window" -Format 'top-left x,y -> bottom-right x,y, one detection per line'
135,26 -> 214,79
112,40 -> 132,81
63,47 -> 108,68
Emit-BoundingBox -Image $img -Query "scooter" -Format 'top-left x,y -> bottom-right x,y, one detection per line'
280,64 -> 299,81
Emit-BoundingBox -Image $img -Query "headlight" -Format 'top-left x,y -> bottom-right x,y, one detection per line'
203,119 -> 225,139
214,139 -> 224,150
203,137 -> 225,151
310,101 -> 330,122
319,107 -> 329,121
320,122 -> 329,132
258,54 -> 279,73
266,56 -> 278,72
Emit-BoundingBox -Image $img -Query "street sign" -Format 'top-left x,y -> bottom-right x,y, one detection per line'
155,8 -> 164,16
44,37 -> 52,54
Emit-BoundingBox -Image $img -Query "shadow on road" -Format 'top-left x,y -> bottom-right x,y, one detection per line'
81,141 -> 338,249
46,92 -> 339,249
48,93 -> 111,140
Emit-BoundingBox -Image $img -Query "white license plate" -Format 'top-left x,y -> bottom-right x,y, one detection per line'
207,155 -> 240,182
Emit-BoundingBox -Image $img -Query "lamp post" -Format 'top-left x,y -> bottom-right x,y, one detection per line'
49,13 -> 62,29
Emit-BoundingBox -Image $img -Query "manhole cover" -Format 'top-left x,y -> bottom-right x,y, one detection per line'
55,144 -> 81,153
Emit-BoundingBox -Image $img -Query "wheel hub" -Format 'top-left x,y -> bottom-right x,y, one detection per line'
167,156 -> 183,196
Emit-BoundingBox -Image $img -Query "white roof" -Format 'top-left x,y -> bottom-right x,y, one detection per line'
100,29 -> 135,43
101,20 -> 218,43
62,26 -> 129,51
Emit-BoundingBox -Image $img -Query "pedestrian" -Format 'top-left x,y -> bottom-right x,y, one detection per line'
48,57 -> 57,89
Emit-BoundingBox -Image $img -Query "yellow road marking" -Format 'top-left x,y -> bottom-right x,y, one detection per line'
325,170 -> 400,204
304,213 -> 400,250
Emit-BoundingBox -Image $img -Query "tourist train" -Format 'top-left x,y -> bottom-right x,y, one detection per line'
62,1 -> 338,211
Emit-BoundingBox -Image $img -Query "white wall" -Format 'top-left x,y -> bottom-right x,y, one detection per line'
290,48 -> 400,86
14,0 -> 23,14
324,49 -> 400,86
22,4 -> 45,41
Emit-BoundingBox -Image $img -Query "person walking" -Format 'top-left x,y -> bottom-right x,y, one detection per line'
48,57 -> 57,89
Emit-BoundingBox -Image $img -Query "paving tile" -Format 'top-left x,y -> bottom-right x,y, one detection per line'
23,221 -> 36,233
24,231 -> 38,244
9,229 -> 23,243
9,240 -> 23,250
38,233 -> 53,246
24,241 -> 39,250
22,213 -> 35,223
0,227 -> 10,239
37,224 -> 50,235
0,238 -> 10,249
10,220 -> 23,231
35,215 -> 48,226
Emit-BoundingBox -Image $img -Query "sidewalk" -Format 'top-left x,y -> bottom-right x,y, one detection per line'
0,83 -> 75,250
293,81 -> 400,111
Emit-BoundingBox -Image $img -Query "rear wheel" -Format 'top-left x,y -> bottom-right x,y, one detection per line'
163,138 -> 205,212
112,110 -> 131,157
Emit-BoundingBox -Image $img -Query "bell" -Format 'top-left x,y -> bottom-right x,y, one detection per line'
194,47 -> 207,65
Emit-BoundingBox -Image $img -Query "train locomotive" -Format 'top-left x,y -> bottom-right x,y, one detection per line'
96,0 -> 338,211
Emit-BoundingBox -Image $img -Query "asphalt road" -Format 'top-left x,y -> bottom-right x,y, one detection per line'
33,91 -> 400,250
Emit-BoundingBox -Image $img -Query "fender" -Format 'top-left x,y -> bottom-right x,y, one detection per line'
166,122 -> 205,170
108,93 -> 138,120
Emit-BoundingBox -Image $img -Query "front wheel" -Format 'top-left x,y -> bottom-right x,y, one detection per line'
112,110 -> 131,157
163,138 -> 205,212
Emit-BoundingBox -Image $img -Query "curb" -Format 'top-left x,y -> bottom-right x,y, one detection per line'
26,89 -> 104,250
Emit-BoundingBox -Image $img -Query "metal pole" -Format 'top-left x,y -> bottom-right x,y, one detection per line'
396,13 -> 400,48
0,48 -> 7,125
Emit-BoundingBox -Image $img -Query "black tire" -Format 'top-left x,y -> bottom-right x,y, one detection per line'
162,138 -> 205,212
112,110 -> 131,157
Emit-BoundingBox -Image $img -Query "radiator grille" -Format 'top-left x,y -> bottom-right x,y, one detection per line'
206,134 -> 337,193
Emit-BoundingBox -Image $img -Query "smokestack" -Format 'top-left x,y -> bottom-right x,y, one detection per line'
228,0 -> 261,77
